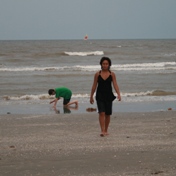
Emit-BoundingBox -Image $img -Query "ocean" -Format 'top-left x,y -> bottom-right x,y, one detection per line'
0,39 -> 176,114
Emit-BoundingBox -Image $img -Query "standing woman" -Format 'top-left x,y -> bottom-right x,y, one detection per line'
90,57 -> 121,137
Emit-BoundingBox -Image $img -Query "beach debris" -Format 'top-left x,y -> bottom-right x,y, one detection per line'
9,145 -> 15,148
7,112 -> 11,114
86,107 -> 97,112
151,170 -> 164,175
168,108 -> 172,110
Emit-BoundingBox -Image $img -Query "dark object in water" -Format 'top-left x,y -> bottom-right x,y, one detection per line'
86,108 -> 97,112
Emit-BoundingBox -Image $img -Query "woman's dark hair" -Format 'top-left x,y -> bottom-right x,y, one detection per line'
100,57 -> 111,69
48,89 -> 55,95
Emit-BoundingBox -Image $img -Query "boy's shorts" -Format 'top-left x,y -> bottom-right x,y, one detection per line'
96,100 -> 112,115
63,98 -> 70,105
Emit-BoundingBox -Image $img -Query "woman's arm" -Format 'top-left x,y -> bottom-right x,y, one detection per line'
111,72 -> 121,101
90,72 -> 99,104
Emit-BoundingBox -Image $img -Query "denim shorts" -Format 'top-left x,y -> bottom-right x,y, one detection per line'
96,100 -> 112,115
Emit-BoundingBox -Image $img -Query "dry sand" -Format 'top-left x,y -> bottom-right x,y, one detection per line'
0,111 -> 176,176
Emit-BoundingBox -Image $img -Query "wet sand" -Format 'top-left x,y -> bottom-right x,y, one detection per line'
1,111 -> 176,176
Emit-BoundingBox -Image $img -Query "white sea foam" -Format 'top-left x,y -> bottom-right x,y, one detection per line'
76,62 -> 176,71
64,51 -> 104,56
164,53 -> 176,57
122,95 -> 176,103
3,90 -> 176,102
3,94 -> 51,101
2,94 -> 90,101
1,62 -> 176,72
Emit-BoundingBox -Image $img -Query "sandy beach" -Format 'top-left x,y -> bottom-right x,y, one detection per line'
0,111 -> 176,176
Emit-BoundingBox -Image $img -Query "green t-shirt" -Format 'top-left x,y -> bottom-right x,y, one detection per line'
55,87 -> 72,99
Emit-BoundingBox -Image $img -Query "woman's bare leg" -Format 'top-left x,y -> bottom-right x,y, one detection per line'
105,115 -> 110,135
99,112 -> 105,136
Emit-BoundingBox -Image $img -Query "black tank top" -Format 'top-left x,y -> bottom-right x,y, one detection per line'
96,71 -> 116,102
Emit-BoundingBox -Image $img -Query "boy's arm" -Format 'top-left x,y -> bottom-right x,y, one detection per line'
50,98 -> 60,107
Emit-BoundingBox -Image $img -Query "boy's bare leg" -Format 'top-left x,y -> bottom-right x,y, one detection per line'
65,100 -> 78,107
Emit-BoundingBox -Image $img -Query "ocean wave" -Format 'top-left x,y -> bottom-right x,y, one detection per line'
3,94 -> 52,101
64,51 -> 104,56
164,53 -> 176,57
3,90 -> 176,101
147,90 -> 176,96
114,62 -> 176,71
0,67 -> 60,72
2,93 -> 90,101
122,90 -> 176,97
33,52 -> 66,57
1,62 -> 175,72
122,95 -> 176,103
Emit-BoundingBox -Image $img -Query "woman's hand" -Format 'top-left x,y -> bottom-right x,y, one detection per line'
90,97 -> 94,104
117,95 -> 121,101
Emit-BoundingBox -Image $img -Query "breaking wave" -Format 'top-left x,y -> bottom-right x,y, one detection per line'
0,62 -> 176,72
64,51 -> 104,56
3,90 -> 176,102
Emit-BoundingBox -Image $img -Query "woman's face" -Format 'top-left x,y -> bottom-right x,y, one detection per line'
101,60 -> 109,70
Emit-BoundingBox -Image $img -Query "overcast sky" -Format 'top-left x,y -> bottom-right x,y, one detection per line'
0,0 -> 176,40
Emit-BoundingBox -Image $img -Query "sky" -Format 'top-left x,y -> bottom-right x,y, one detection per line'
0,0 -> 176,40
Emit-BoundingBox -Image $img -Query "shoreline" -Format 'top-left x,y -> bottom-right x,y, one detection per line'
0,99 -> 175,115
1,111 -> 176,175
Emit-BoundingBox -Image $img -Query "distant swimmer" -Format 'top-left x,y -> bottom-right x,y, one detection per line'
48,87 -> 78,109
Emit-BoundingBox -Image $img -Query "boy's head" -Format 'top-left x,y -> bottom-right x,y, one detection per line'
48,89 -> 55,95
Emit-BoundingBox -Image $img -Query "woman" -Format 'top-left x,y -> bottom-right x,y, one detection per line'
90,57 -> 121,137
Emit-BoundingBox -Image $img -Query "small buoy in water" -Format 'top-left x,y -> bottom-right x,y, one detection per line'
168,108 -> 172,111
